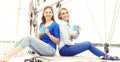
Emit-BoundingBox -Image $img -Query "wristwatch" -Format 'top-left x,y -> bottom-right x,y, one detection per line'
49,34 -> 52,38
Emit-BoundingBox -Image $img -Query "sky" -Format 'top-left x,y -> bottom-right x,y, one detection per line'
0,0 -> 120,44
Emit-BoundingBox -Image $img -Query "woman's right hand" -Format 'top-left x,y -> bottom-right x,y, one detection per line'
44,28 -> 51,37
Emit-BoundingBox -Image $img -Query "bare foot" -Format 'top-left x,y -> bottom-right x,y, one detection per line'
0,57 -> 8,62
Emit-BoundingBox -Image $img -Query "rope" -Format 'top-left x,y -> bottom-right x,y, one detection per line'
37,0 -> 64,13
108,0 -> 119,45
85,0 -> 103,43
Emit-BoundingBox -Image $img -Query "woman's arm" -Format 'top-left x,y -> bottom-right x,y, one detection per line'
72,26 -> 81,39
45,28 -> 60,44
36,25 -> 42,39
37,32 -> 41,39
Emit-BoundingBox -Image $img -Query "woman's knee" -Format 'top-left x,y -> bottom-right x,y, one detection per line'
22,36 -> 34,41
85,41 -> 92,46
19,36 -> 33,45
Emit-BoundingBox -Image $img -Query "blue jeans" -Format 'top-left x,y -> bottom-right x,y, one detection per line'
15,36 -> 55,56
59,41 -> 105,57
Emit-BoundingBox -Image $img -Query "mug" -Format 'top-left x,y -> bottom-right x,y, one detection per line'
39,27 -> 45,34
73,25 -> 78,31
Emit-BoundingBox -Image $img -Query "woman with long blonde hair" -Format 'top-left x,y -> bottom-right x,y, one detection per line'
58,7 -> 120,60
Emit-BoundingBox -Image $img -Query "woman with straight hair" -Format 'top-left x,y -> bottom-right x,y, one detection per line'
0,6 -> 60,62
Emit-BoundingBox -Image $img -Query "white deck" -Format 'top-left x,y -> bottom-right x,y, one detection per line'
0,43 -> 120,62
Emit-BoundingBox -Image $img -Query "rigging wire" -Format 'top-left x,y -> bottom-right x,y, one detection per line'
84,0 -> 103,43
104,0 -> 107,44
108,0 -> 119,45
104,0 -> 110,55
15,0 -> 22,42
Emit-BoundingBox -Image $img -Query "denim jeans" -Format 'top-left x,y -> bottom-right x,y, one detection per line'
59,41 -> 105,57
15,36 -> 55,56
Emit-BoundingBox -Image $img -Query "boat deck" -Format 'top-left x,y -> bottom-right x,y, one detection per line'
0,42 -> 120,62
